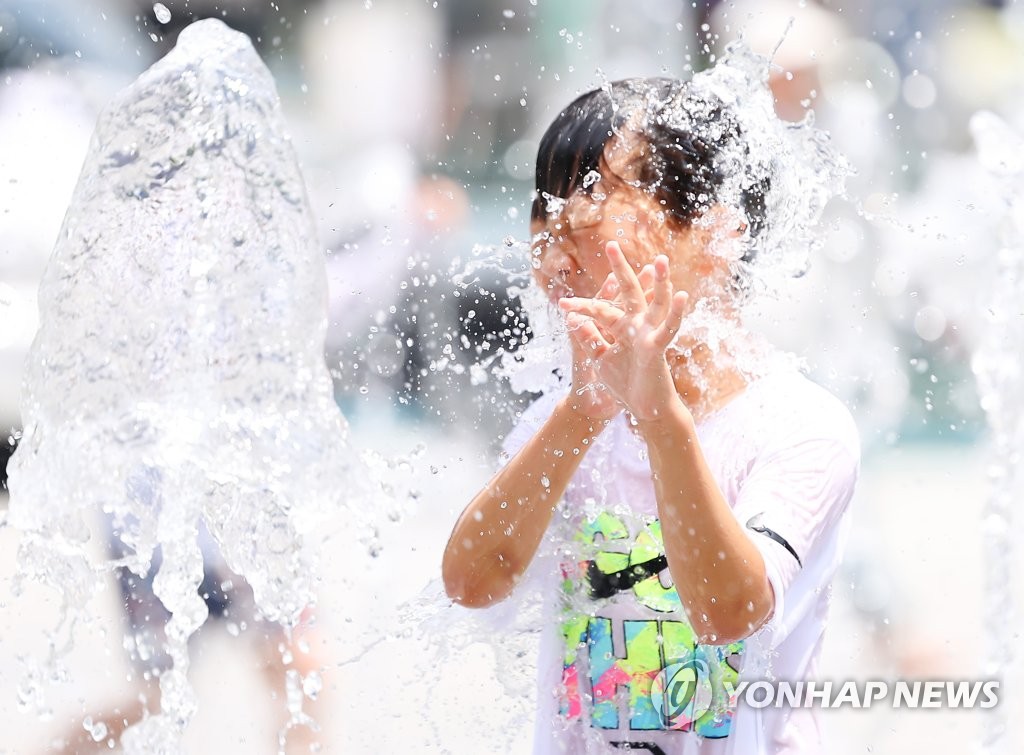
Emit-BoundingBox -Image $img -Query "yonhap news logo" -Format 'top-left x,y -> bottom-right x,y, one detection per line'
651,659 -> 718,728
652,663 -> 1001,721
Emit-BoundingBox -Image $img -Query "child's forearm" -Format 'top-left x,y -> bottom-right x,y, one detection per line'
638,395 -> 775,644
442,397 -> 610,608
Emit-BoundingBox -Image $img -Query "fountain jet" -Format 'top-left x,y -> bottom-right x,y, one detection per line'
7,19 -> 365,753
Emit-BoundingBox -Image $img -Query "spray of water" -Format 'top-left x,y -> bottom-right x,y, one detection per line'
970,110 -> 1024,755
479,41 -> 848,410
6,19 -> 376,753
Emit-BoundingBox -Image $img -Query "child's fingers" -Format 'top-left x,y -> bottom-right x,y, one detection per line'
637,264 -> 657,306
559,296 -> 624,329
604,241 -> 645,311
654,290 -> 689,347
637,263 -> 655,295
645,255 -> 673,325
566,312 -> 612,357
596,271 -> 619,301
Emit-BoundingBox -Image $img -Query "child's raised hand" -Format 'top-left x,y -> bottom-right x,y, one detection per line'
562,269 -> 625,422
559,241 -> 689,423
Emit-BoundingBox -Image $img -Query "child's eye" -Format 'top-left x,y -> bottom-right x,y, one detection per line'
565,194 -> 603,230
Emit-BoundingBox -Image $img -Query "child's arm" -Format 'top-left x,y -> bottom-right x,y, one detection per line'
637,400 -> 776,644
442,397 -> 609,608
558,241 -> 774,643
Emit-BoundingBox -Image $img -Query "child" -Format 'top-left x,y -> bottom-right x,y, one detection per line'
442,76 -> 860,754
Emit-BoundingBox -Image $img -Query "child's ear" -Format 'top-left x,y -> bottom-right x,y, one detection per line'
601,132 -> 643,184
700,204 -> 747,263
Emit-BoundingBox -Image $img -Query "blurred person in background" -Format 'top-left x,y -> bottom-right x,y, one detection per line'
54,525 -> 325,755
297,0 -> 533,428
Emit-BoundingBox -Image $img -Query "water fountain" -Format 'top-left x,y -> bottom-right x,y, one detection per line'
0,10 -> 969,752
970,110 -> 1024,755
6,18 -> 372,753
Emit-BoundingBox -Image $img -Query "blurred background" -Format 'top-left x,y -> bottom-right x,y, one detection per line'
0,0 -> 1022,752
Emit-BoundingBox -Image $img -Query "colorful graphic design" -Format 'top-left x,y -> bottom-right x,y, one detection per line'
559,510 -> 744,737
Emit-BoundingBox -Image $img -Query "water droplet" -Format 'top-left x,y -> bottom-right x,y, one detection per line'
302,671 -> 323,700
153,3 -> 171,24
503,9 -> 515,18
83,716 -> 109,742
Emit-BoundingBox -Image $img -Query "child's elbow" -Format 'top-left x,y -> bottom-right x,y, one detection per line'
697,619 -> 758,645
442,552 -> 503,609
447,585 -> 500,609
443,573 -> 504,609
695,590 -> 775,645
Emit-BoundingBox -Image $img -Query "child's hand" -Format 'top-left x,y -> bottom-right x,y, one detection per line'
559,241 -> 689,423
563,269 -> 624,422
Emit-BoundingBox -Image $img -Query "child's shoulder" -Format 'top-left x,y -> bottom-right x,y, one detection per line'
747,370 -> 860,455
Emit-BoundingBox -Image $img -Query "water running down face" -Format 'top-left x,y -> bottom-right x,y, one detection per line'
529,77 -> 764,318
529,139 -> 749,318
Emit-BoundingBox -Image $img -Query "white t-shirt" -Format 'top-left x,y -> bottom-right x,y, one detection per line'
499,368 -> 860,755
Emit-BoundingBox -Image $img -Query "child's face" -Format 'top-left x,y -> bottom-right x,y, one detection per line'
530,183 -> 720,309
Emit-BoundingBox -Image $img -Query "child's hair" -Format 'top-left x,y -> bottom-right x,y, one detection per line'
531,77 -> 770,268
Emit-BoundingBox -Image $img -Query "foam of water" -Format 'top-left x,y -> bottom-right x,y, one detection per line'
6,19 -> 373,753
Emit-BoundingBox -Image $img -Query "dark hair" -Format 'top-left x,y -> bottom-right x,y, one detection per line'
532,78 -> 769,264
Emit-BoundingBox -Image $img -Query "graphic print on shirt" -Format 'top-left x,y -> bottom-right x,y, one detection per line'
559,511 -> 744,738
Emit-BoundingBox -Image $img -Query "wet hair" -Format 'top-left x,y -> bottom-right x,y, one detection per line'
532,78 -> 770,265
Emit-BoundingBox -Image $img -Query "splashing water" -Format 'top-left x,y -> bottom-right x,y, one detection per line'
667,42 -> 848,401
690,42 -> 852,285
449,44 -> 848,431
970,111 -> 1024,755
6,19 -> 373,753
478,41 -> 846,411
153,3 -> 172,25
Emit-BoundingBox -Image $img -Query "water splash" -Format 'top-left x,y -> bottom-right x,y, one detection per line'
970,110 -> 1024,755
447,39 -> 847,424
670,41 -> 852,289
7,19 -> 372,753
483,41 -> 842,406
451,239 -> 570,398
668,41 -> 849,393
153,3 -> 172,25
